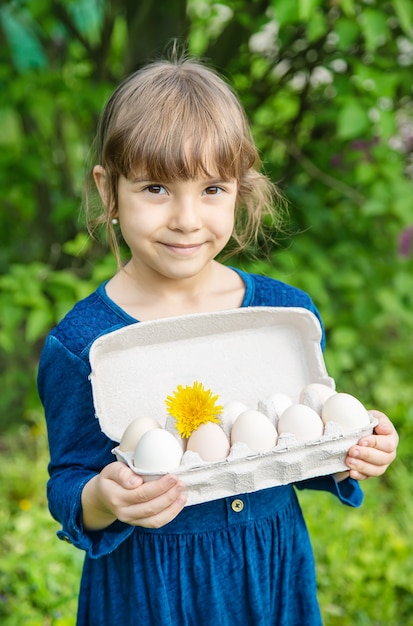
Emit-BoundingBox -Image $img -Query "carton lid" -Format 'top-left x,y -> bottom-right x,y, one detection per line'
89,306 -> 334,443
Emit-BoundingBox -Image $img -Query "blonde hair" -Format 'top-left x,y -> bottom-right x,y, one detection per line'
85,54 -> 284,263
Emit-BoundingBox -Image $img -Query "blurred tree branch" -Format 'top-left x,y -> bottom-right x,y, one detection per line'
121,0 -> 189,72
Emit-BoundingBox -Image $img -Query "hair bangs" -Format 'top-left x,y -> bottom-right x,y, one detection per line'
124,132 -> 255,185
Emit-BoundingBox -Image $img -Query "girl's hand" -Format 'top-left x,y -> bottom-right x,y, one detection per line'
345,410 -> 399,480
82,461 -> 187,531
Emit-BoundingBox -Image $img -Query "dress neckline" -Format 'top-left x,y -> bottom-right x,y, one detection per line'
96,266 -> 255,323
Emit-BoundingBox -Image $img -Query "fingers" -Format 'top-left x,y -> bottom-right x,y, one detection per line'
126,475 -> 187,528
115,463 -> 145,489
345,411 -> 398,480
123,474 -> 187,528
370,410 -> 399,437
346,444 -> 391,480
99,461 -> 145,491
107,468 -> 187,528
82,463 -> 187,531
358,411 -> 399,456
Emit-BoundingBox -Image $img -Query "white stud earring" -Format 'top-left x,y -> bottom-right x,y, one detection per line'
111,217 -> 118,225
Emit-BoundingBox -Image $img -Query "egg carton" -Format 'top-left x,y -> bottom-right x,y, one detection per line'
89,307 -> 376,506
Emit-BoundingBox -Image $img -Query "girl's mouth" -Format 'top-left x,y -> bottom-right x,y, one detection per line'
161,243 -> 204,255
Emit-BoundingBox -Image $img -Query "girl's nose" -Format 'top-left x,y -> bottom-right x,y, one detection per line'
169,198 -> 202,232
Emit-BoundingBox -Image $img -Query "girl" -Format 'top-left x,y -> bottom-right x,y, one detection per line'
38,55 -> 398,626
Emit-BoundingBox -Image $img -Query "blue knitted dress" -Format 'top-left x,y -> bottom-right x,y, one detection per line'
38,269 -> 363,626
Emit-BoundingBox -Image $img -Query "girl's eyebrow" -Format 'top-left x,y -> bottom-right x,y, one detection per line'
207,178 -> 238,188
204,177 -> 232,184
196,175 -> 237,185
129,175 -> 151,183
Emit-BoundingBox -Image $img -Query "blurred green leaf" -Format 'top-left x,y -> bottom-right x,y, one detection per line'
298,0 -> 321,21
359,8 -> 389,51
393,0 -> 413,37
306,9 -> 327,42
0,6 -> 48,72
337,100 -> 370,139
62,232 -> 93,257
26,308 -> 54,343
271,0 -> 300,25
334,17 -> 360,50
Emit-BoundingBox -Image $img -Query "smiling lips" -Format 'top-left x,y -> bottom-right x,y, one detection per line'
161,242 -> 204,255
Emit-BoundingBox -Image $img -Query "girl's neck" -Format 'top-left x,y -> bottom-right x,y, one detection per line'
105,260 -> 245,322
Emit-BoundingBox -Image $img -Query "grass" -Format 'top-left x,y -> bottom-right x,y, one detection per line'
0,422 -> 83,625
1,412 -> 412,625
299,465 -> 413,625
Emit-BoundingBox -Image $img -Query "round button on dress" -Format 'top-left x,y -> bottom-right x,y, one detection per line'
231,498 -> 244,512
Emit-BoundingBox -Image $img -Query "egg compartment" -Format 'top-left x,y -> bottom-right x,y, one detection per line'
113,415 -> 375,505
89,307 -> 375,506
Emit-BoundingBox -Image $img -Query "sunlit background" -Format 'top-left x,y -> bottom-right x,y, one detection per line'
1,1 -> 412,623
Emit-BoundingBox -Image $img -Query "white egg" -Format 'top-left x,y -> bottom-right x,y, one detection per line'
258,393 -> 293,427
119,416 -> 161,452
321,393 -> 370,433
187,422 -> 230,462
299,383 -> 337,416
221,401 -> 248,436
230,409 -> 278,453
133,429 -> 183,472
277,404 -> 324,441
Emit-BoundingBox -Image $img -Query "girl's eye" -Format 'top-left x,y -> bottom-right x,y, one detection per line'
145,184 -> 167,195
204,186 -> 223,196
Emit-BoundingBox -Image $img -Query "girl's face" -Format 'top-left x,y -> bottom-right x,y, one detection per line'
103,171 -> 238,283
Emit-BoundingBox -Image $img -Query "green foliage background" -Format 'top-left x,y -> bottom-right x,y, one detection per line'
1,0 -> 412,623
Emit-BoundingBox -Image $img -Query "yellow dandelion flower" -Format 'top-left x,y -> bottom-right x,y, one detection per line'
165,380 -> 223,438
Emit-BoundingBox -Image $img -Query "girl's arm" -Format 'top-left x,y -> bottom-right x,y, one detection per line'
38,334 -> 163,557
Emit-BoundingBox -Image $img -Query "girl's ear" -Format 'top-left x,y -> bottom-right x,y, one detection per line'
93,165 -> 108,205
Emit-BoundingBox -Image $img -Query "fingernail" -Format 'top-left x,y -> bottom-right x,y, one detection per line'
360,439 -> 369,446
129,475 -> 140,486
